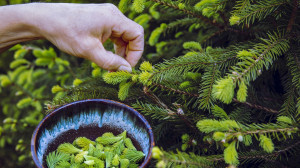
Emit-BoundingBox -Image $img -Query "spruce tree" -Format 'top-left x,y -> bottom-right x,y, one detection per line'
0,0 -> 299,167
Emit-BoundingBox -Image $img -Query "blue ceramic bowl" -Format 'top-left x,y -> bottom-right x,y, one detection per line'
31,99 -> 154,168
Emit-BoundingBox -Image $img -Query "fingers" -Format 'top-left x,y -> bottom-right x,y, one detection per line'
64,4 -> 144,72
111,36 -> 127,57
87,42 -> 132,72
112,19 -> 144,67
126,33 -> 144,67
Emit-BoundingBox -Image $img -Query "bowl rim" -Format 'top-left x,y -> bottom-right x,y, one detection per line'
31,99 -> 154,168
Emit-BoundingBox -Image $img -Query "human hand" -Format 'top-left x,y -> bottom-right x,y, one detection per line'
0,3 -> 144,72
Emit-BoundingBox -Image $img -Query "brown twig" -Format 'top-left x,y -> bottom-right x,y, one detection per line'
232,98 -> 279,114
175,108 -> 198,133
207,150 -> 274,162
67,65 -> 76,78
229,127 -> 298,136
143,86 -> 172,111
218,11 -> 229,26
276,140 -> 300,154
153,83 -> 199,97
152,83 -> 279,114
125,95 -> 146,103
210,140 -> 300,164
202,29 -> 226,43
143,86 -> 198,132
286,0 -> 298,32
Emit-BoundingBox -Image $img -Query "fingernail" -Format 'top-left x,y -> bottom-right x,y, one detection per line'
118,65 -> 132,72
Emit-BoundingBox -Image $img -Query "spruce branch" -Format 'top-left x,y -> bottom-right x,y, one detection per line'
232,0 -> 251,15
202,29 -> 226,43
232,98 -> 279,114
228,127 -> 298,136
232,33 -> 289,83
143,86 -> 172,111
238,140 -> 300,163
151,62 -> 206,82
132,101 -> 174,120
198,65 -> 220,110
156,150 -> 214,168
151,0 -> 247,36
151,43 -> 259,83
150,82 -> 279,114
143,86 -> 198,132
279,75 -> 297,115
173,103 -> 199,133
276,140 -> 300,155
286,48 -> 300,89
279,49 -> 300,116
150,52 -> 236,82
207,140 -> 300,164
124,95 -> 146,103
206,151 -> 276,162
166,18 -> 200,30
152,83 -> 199,97
163,158 -> 212,168
236,0 -> 289,25
46,81 -> 119,113
293,53 -> 300,71
150,0 -> 223,28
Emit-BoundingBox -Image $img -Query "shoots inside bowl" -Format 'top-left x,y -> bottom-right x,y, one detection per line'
31,99 -> 154,168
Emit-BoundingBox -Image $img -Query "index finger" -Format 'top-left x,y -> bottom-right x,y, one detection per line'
112,19 -> 144,67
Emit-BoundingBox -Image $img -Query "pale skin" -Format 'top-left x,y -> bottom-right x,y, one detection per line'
0,3 -> 144,72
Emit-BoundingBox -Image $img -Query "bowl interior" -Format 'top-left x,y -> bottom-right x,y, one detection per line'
31,99 -> 154,167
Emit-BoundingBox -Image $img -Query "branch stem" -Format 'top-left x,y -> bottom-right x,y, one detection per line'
287,0 -> 298,32
143,86 -> 198,132
152,83 -> 279,114
232,98 -> 279,114
228,127 -> 298,136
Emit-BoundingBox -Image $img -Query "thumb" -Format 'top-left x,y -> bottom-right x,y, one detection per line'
88,45 -> 132,72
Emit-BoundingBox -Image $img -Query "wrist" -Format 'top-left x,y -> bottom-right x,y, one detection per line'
19,3 -> 80,43
10,3 -> 48,39
0,4 -> 43,48
20,3 -> 67,39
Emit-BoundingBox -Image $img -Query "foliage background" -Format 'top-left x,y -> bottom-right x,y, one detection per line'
0,0 -> 299,168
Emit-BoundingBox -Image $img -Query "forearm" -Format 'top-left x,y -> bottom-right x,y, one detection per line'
0,3 -> 43,50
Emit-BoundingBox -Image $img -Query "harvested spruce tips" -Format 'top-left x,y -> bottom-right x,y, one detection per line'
46,131 -> 145,168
